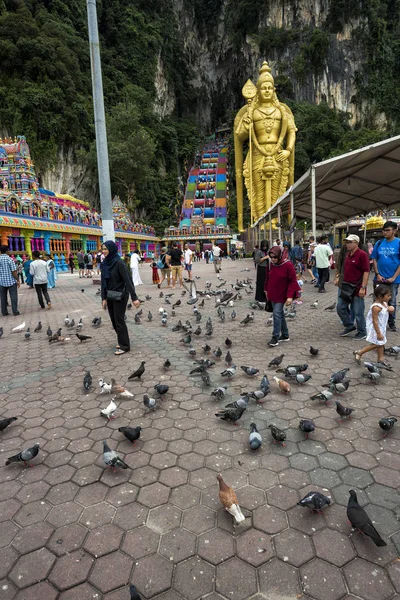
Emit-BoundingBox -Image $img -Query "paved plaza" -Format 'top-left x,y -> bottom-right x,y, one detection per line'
0,258 -> 399,600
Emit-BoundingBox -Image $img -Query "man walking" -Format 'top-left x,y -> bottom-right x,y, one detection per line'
77,248 -> 85,278
30,251 -> 52,310
0,246 -> 20,316
212,243 -> 222,273
314,235 -> 332,293
184,243 -> 193,281
336,234 -> 370,339
371,220 -> 400,332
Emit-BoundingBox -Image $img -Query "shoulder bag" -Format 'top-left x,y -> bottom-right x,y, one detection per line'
339,279 -> 361,303
107,290 -> 123,301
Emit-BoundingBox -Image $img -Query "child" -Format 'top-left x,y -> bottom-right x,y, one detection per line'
293,270 -> 303,304
150,260 -> 160,286
353,284 -> 394,365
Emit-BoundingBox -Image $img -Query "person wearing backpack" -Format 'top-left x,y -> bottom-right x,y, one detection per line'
158,247 -> 171,288
77,249 -> 85,278
371,220 -> 400,332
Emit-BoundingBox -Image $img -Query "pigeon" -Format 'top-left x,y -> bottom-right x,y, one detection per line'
293,373 -> 312,384
128,361 -> 146,380
0,326 -> 3,338
165,297 -> 171,305
102,440 -> 129,471
217,474 -> 245,523
365,360 -> 393,372
76,318 -> 83,331
34,322 -> 42,333
268,354 -> 285,368
64,314 -> 70,326
299,419 -> 315,438
24,327 -> 31,340
385,345 -> 400,356
188,347 -> 196,357
190,364 -> 209,375
48,328 -> 63,343
215,406 -> 246,424
98,378 -> 112,394
268,424 -> 286,445
83,371 -> 92,391
327,380 -> 350,394
6,443 -> 40,466
143,394 -> 159,412
362,371 -> 382,382
241,365 -> 259,376
201,371 -> 211,386
225,351 -> 232,365
213,347 -> 222,359
96,288 -> 101,295
163,359 -> 171,370
195,312 -> 201,323
225,338 -> 232,348
310,390 -> 333,403
298,492 -> 331,512
211,386 -> 227,400
273,376 -> 291,394
324,302 -> 336,311
67,318 -> 75,329
347,489 -> 386,546
92,316 -> 102,328
46,326 -> 52,337
148,311 -> 153,321
335,400 -> 354,419
118,426 -> 142,444
280,364 -> 308,376
378,417 -> 397,437
249,422 -> 262,450
309,346 -> 319,356
310,300 -> 318,309
181,333 -> 191,345
240,314 -> 253,326
230,310 -> 236,320
329,368 -> 350,384
193,326 -> 202,336
134,313 -> 141,324
154,383 -> 169,399
221,365 -> 236,378
0,416 -> 18,432
202,344 -> 211,354
225,395 -> 249,410
111,379 -> 134,397
129,585 -> 142,600
11,321 -> 25,333
100,398 -> 117,420
172,300 -> 181,309
76,333 -> 92,342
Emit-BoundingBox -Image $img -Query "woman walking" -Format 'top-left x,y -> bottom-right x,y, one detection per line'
101,241 -> 140,356
158,247 -> 171,288
46,254 -> 57,289
130,250 -> 143,286
23,257 -> 33,288
254,240 -> 269,302
68,253 -> 75,274
264,245 -> 298,347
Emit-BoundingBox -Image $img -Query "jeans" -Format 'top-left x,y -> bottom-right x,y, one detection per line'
107,294 -> 130,351
213,258 -> 221,273
337,288 -> 354,322
388,283 -> 399,325
272,302 -> 289,339
317,267 -> 329,290
34,283 -> 51,308
0,284 -> 18,315
337,295 -> 366,335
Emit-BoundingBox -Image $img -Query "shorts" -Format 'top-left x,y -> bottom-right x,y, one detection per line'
78,263 -> 85,270
185,264 -> 192,272
87,265 -> 93,270
171,265 -> 182,277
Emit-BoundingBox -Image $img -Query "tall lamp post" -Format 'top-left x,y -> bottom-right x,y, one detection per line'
86,0 -> 114,242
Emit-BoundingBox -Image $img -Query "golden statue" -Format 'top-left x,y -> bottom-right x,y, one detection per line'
234,61 -> 297,231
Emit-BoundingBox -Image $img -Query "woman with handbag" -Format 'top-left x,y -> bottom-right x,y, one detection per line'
254,240 -> 269,302
264,245 -> 298,347
101,241 -> 140,356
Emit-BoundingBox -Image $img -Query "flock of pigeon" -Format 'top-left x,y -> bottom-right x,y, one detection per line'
0,268 -> 398,599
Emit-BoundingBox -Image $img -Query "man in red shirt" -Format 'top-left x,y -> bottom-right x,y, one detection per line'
336,235 -> 370,339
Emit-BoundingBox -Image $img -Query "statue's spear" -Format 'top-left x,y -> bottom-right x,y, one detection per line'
242,80 -> 257,227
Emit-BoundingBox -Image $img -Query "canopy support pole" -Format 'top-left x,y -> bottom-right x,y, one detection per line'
363,214 -> 367,244
290,191 -> 295,246
311,166 -> 317,238
269,215 -> 273,247
277,206 -> 282,240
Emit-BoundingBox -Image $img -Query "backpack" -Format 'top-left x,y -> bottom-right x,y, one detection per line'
84,254 -> 89,264
156,254 -> 166,269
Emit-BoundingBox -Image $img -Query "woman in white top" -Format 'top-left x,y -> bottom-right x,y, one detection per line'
130,251 -> 143,286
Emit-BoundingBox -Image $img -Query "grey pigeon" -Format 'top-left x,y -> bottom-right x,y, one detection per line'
225,351 -> 232,365
268,354 -> 284,368
46,326 -> 52,337
293,373 -> 312,384
335,401 -> 354,419
24,327 -> 31,340
327,380 -> 350,394
34,322 -> 42,333
215,406 -> 246,424
241,365 -> 259,376
309,346 -> 319,356
6,443 -> 40,466
379,417 -> 397,437
280,364 -> 308,376
163,359 -> 171,369
202,344 -> 211,353
118,426 -> 142,444
362,371 -> 382,382
225,338 -> 232,348
0,326 -> 3,338
83,371 -> 92,391
154,383 -> 169,398
310,390 -> 333,403
102,441 -> 129,470
329,368 -> 350,384
298,492 -> 331,512
221,365 -> 236,378
347,489 -> 386,546
128,361 -> 146,380
225,395 -> 249,409
211,386 -> 227,400
324,302 -> 336,311
299,419 -> 315,438
130,585 -> 142,600
201,371 -> 211,386
268,424 -> 286,445
134,313 -> 141,324
231,310 -> 236,320
148,311 -> 153,321
249,422 -> 262,450
143,394 -> 159,412
0,416 -> 17,432
213,347 -> 222,359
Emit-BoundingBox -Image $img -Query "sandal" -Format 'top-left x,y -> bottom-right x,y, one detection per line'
353,350 -> 361,365
114,349 -> 126,355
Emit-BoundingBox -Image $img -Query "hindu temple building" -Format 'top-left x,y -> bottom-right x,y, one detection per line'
163,127 -> 233,253
0,136 -> 158,264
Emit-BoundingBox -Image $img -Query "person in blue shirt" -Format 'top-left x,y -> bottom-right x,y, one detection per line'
371,220 -> 400,332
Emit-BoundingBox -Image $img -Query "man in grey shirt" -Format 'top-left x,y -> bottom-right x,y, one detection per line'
30,251 -> 52,309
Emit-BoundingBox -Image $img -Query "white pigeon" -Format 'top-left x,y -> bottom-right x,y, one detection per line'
228,300 -> 234,307
159,307 -> 164,314
311,300 -> 318,309
11,321 -> 26,333
64,314 -> 71,326
100,398 -> 117,420
99,378 -> 112,394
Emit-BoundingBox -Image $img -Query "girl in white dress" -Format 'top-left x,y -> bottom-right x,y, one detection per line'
130,251 -> 143,286
353,284 -> 393,364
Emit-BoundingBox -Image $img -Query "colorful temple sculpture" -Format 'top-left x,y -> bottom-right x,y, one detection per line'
0,136 -> 158,267
163,127 -> 232,253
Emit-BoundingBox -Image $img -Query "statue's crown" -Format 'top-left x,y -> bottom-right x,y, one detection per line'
257,61 -> 274,86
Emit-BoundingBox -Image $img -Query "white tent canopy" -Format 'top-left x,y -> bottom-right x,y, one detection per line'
253,134 -> 400,233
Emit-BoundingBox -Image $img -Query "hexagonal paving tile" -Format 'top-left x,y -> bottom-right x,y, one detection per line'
313,528 -> 356,566
344,558 -> 395,600
83,524 -> 124,557
182,504 -> 216,534
170,485 -> 200,510
159,467 -> 188,488
267,485 -> 300,510
301,558 -> 347,600
47,523 -> 88,557
274,528 -> 314,567
189,468 -> 217,489
48,549 -> 94,591
309,467 -> 342,488
341,466 -> 374,488
259,559 -> 301,598
89,551 -> 132,593
11,522 -> 53,555
138,482 -> 170,508
80,502 -> 116,529
159,528 -> 196,563
253,504 -> 288,534
114,502 -> 148,530
9,547 -> 56,589
147,504 -> 182,533
197,528 -> 235,565
46,501 -> 83,528
287,505 -> 326,535
174,557 -> 214,600
14,581 -> 58,600
133,554 -> 174,598
236,528 -> 275,566
216,557 -> 257,600
122,526 -> 160,560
